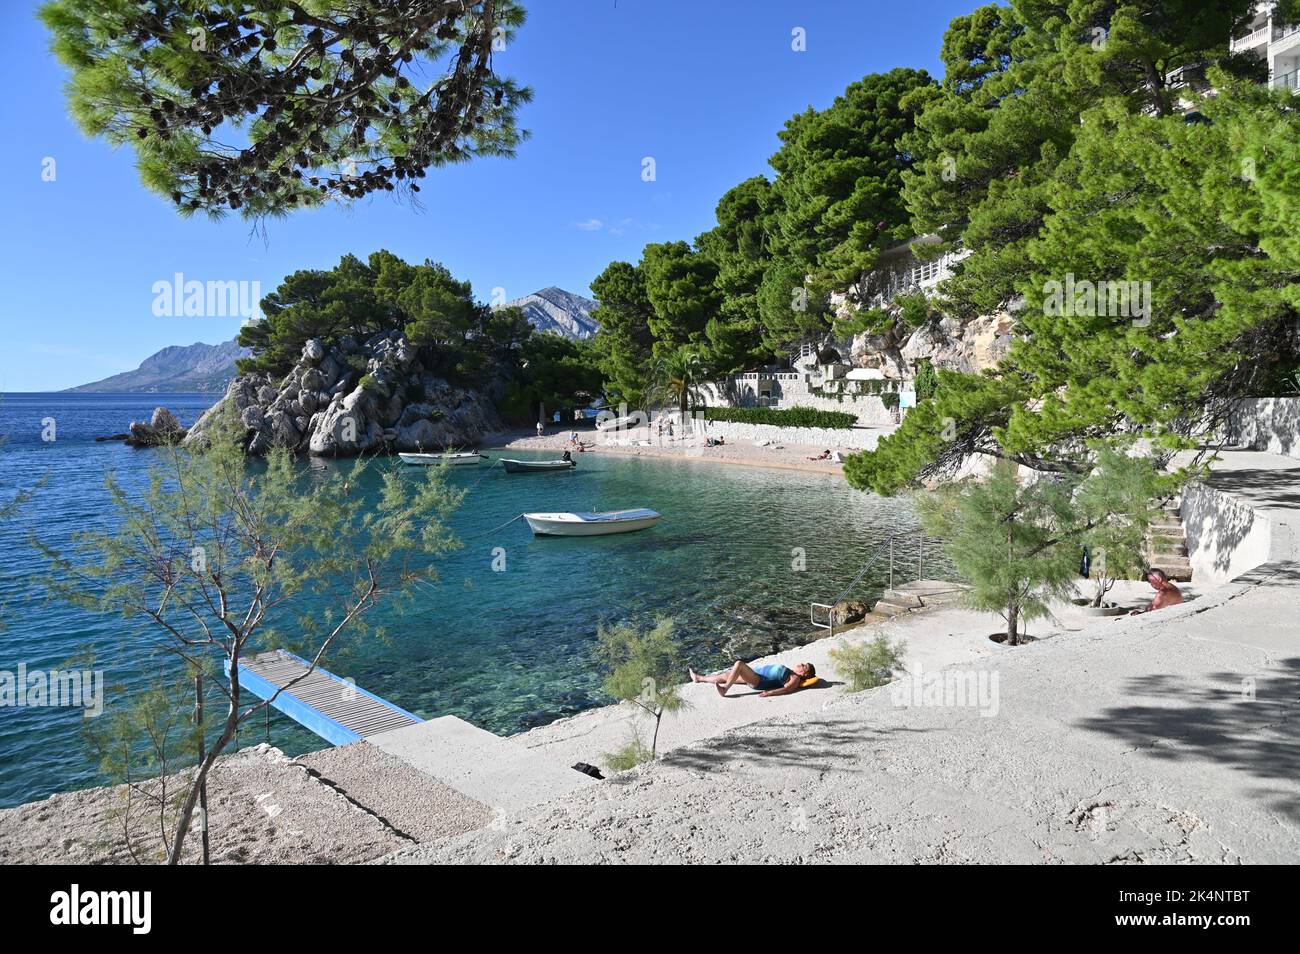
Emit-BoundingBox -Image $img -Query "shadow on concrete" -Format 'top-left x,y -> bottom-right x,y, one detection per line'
661,717 -> 924,776
1075,656 -> 1300,820
1208,467 -> 1300,509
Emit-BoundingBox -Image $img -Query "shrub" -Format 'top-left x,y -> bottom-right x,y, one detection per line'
603,734 -> 654,773
828,635 -> 907,692
696,406 -> 857,429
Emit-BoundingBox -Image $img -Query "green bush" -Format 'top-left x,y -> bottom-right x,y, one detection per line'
828,634 -> 906,692
696,406 -> 857,429
603,734 -> 654,773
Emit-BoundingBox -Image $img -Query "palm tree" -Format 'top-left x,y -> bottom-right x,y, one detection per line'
651,345 -> 708,422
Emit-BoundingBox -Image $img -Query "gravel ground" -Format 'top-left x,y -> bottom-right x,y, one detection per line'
299,743 -> 493,841
0,744 -> 408,864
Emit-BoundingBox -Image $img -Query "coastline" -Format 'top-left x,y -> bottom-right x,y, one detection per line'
480,421 -> 893,477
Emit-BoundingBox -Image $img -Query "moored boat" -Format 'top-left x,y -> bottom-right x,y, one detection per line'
398,451 -> 483,466
523,508 -> 660,536
501,458 -> 576,473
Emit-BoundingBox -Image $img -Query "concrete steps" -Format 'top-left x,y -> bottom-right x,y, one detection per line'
367,715 -> 598,813
1144,502 -> 1193,581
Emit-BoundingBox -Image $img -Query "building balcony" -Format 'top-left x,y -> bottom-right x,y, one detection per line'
1272,66 -> 1300,89
1232,22 -> 1274,52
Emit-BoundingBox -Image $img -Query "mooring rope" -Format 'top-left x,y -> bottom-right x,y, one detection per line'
462,512 -> 526,540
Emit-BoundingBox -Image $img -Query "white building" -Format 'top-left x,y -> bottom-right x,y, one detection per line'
1230,1 -> 1300,90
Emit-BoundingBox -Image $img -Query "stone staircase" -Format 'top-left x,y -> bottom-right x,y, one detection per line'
1145,500 -> 1193,582
868,579 -> 968,621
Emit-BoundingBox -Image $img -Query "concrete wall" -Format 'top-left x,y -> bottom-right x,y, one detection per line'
1228,397 -> 1300,460
1181,481 -> 1273,586
700,376 -> 897,426
685,417 -> 886,450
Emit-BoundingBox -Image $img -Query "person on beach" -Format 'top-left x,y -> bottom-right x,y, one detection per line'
536,421 -> 544,437
690,660 -> 816,698
1129,568 -> 1184,615
807,449 -> 831,461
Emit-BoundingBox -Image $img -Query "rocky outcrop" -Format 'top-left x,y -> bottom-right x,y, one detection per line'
185,332 -> 501,457
849,312 -> 1015,378
126,407 -> 188,447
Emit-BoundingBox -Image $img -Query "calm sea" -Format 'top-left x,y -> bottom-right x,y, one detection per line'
0,391 -> 935,807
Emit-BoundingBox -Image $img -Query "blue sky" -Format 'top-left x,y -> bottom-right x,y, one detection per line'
0,0 -> 974,391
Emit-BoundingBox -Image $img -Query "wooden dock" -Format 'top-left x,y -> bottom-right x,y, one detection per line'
229,650 -> 423,746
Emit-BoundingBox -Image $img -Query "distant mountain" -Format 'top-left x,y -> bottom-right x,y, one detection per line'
67,339 -> 248,393
505,287 -> 598,339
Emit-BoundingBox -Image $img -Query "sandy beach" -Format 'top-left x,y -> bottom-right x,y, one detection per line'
481,420 -> 891,476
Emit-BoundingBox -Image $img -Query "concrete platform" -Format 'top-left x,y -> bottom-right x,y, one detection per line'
367,715 -> 597,814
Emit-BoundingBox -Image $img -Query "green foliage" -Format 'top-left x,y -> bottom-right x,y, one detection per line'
38,410 -> 463,862
697,406 -> 857,429
914,359 -> 939,403
589,260 -> 655,408
918,461 -> 1080,645
640,241 -> 722,356
768,68 -> 935,288
496,333 -> 604,423
593,618 -> 688,761
39,0 -> 532,217
899,0 -> 1261,320
828,634 -> 906,692
1075,443 -> 1173,606
650,345 -> 708,418
603,734 -> 654,774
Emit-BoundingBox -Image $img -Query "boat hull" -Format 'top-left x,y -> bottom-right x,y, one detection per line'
501,458 -> 576,473
398,452 -> 482,467
523,509 -> 660,536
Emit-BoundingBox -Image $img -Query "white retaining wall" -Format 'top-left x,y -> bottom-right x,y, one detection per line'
1228,397 -> 1300,460
699,378 -> 897,426
687,418 -> 887,450
1181,481 -> 1273,586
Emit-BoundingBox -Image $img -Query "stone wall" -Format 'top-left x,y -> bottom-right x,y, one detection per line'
1181,481 -> 1273,586
1228,397 -> 1300,460
700,376 -> 896,426
684,417 -> 886,450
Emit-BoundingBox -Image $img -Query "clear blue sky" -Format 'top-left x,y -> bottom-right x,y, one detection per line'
0,0 -> 974,391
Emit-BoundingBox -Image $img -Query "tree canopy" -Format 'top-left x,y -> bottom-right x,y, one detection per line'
40,0 -> 531,217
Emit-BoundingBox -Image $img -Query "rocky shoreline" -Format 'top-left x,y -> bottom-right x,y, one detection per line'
120,332 -> 502,456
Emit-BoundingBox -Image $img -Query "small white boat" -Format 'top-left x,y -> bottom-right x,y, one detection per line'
500,458 -> 576,473
595,413 -> 643,431
523,508 -> 661,536
398,451 -> 483,467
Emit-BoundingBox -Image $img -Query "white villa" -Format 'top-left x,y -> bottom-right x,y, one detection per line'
1231,1 -> 1300,90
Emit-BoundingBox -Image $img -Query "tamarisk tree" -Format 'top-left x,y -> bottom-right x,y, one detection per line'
41,411 -> 462,863
40,0 -> 531,216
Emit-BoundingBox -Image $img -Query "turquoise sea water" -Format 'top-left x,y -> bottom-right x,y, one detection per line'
0,392 -> 940,808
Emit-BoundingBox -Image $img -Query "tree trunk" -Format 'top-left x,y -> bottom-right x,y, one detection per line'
651,710 -> 663,759
194,672 -> 210,865
1007,602 -> 1020,646
168,664 -> 241,864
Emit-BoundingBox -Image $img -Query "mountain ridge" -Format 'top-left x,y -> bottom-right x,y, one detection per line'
66,287 -> 599,393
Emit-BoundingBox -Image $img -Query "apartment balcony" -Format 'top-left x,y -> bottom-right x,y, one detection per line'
1272,66 -> 1300,90
1232,22 -> 1274,52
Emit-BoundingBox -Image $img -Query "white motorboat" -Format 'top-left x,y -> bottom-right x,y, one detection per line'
500,458 -> 576,473
398,451 -> 483,467
594,413 -> 644,431
523,508 -> 661,536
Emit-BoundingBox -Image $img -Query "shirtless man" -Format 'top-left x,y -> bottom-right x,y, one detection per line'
1130,568 -> 1184,615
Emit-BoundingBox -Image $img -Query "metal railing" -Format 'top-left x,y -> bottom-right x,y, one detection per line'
810,533 -> 938,635
1272,67 -> 1300,90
